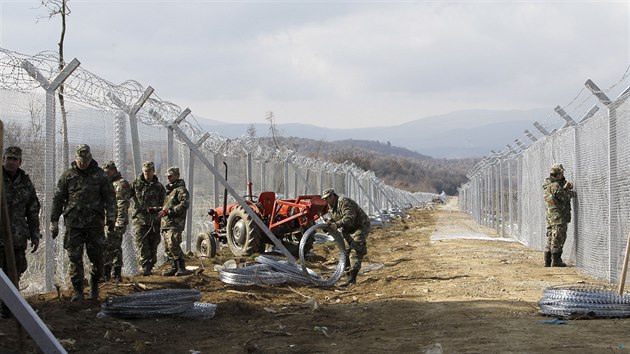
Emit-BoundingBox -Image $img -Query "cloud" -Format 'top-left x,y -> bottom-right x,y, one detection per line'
0,1 -> 628,128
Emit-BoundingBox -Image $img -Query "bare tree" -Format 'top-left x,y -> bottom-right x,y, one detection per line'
41,0 -> 71,168
246,124 -> 257,139
3,95 -> 47,185
265,111 -> 281,149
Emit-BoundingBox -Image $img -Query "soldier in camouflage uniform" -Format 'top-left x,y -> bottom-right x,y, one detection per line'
321,188 -> 371,287
543,163 -> 577,267
102,161 -> 131,282
129,161 -> 165,276
158,167 -> 192,276
1,146 -> 41,317
50,144 -> 115,301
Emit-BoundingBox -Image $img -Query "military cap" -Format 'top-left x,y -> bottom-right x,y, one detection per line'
550,163 -> 565,175
3,146 -> 22,159
103,160 -> 117,171
165,167 -> 180,177
75,144 -> 92,162
142,161 -> 155,172
321,188 -> 335,199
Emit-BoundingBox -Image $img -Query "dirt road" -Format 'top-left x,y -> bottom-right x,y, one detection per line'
1,198 -> 629,353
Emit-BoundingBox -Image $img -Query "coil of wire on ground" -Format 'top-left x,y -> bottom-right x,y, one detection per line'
218,225 -> 347,287
299,223 -> 347,287
99,289 -> 202,319
218,263 -> 290,285
539,285 -> 630,318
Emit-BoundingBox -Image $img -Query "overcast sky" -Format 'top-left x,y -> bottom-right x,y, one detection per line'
0,0 -> 628,129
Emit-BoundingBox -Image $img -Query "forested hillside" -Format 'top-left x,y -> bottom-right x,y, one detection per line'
259,136 -> 478,195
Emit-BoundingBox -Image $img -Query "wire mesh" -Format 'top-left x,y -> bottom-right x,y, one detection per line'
0,47 -> 437,294
460,75 -> 630,285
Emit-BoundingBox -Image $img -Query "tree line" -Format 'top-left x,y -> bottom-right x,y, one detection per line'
256,136 -> 478,195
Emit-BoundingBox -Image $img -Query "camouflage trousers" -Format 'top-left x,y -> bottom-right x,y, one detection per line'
103,226 -> 126,269
0,246 -> 27,279
133,222 -> 161,268
545,223 -> 568,254
342,224 -> 370,273
162,228 -> 185,261
64,226 -> 104,287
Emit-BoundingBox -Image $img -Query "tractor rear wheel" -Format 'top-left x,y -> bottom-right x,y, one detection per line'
196,232 -> 217,258
226,206 -> 262,256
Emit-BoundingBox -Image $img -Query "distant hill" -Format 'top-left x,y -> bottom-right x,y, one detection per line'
197,108 -> 549,158
256,136 -> 478,195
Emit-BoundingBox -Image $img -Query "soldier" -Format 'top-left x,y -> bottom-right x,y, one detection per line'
158,167 -> 192,276
543,163 -> 577,267
1,146 -> 41,317
102,161 -> 131,282
129,161 -> 165,276
321,188 -> 371,287
50,144 -> 115,301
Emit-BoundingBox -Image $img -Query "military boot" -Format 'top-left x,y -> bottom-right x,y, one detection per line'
70,283 -> 84,302
175,259 -> 193,276
142,264 -> 152,276
113,266 -> 122,282
544,251 -> 552,267
551,252 -> 566,267
90,276 -> 99,300
339,269 -> 359,288
102,265 -> 112,282
162,260 -> 178,276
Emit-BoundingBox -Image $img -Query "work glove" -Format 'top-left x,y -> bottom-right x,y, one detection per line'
50,221 -> 59,239
157,209 -> 169,218
564,181 -> 573,190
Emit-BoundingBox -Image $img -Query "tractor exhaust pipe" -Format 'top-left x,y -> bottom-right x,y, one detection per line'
247,181 -> 253,201
222,161 -> 228,228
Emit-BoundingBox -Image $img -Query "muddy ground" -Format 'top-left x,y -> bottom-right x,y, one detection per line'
2,198 -> 630,353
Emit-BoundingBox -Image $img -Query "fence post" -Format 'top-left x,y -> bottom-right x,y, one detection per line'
107,86 -> 154,177
21,58 -> 80,292
585,79 -> 614,281
186,132 -> 209,252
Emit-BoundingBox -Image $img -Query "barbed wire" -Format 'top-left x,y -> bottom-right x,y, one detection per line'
0,46 -> 428,203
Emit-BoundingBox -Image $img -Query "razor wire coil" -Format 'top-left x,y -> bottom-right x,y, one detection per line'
99,289 -> 202,318
539,285 -> 630,318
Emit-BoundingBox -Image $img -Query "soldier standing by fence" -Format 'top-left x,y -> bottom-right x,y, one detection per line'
1,146 -> 41,317
102,161 -> 131,282
321,188 -> 371,287
50,144 -> 115,301
543,163 -> 577,267
158,167 -> 192,276
129,161 -> 165,276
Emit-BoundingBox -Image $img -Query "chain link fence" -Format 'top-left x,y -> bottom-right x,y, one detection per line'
459,72 -> 630,285
0,47 -> 437,294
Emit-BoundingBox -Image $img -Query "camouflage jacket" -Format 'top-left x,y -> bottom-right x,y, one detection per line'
51,160 -> 116,229
161,179 -> 189,231
2,167 -> 41,249
328,196 -> 370,233
129,174 -> 165,225
109,172 -> 131,227
543,176 -> 576,225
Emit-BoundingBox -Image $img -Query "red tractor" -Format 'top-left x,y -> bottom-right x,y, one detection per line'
196,165 -> 328,258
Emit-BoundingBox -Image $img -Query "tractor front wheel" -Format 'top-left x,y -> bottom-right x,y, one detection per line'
196,232 -> 217,258
226,206 -> 262,256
